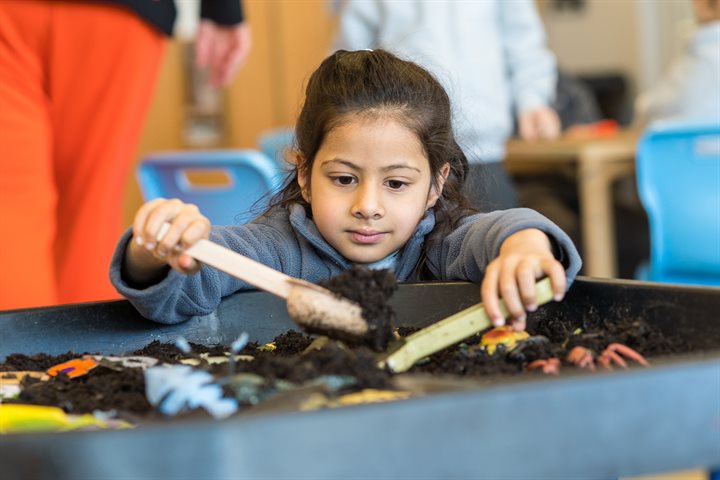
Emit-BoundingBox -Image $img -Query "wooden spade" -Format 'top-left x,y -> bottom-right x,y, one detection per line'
157,224 -> 369,338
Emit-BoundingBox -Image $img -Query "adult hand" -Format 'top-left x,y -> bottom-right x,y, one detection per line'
518,106 -> 561,141
195,20 -> 252,87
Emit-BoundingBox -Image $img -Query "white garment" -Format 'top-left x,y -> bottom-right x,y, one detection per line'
635,21 -> 720,126
332,0 -> 557,163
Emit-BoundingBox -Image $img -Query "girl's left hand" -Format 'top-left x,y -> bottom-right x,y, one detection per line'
481,228 -> 566,331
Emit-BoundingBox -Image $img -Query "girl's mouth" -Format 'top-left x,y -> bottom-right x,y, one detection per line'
348,230 -> 386,244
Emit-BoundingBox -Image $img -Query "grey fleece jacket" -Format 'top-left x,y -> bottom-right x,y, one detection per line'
110,204 -> 581,324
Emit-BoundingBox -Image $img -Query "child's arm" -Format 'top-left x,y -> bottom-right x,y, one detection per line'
123,198 -> 211,287
111,201 -> 313,324
424,208 -> 582,330
480,228 -> 566,331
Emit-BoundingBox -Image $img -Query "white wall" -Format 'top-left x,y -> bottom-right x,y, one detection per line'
541,0 -> 694,94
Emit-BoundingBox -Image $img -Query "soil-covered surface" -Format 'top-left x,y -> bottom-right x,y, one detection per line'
1,309 -> 691,421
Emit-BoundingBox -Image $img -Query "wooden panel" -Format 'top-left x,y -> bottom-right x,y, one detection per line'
227,0 -> 276,148
123,40 -> 185,227
227,0 -> 337,147
276,0 -> 338,125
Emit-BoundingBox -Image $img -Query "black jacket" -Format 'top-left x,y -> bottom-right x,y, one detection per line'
103,0 -> 244,36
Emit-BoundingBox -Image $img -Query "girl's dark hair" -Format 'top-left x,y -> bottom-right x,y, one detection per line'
266,49 -> 476,275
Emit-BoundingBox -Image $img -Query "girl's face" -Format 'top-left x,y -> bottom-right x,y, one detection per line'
298,116 -> 448,264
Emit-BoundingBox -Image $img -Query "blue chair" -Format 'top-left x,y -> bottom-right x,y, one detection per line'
258,127 -> 295,171
137,149 -> 283,226
635,122 -> 720,286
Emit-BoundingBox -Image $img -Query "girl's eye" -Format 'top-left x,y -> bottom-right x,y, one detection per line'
331,175 -> 356,186
386,179 -> 408,190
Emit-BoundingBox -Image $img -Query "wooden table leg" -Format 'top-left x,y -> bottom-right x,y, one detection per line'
578,152 -> 635,278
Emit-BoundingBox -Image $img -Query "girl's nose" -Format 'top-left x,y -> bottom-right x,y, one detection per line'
351,184 -> 384,220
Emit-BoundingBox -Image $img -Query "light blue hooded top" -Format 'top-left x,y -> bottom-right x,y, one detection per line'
110,204 -> 582,324
332,0 -> 557,163
635,21 -> 720,126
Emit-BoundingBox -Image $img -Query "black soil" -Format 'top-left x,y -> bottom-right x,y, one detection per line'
17,366 -> 151,414
2,312 -> 692,420
319,266 -> 397,351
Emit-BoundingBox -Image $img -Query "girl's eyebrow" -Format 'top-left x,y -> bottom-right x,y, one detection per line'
321,158 -> 359,170
382,164 -> 421,174
321,158 -> 421,174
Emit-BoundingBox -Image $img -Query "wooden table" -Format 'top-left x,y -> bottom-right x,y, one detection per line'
505,130 -> 639,278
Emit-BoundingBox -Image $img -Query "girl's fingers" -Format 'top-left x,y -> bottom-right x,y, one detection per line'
499,266 -> 525,326
179,253 -> 199,271
132,199 -> 210,259
543,259 -> 567,301
481,261 -> 504,326
129,198 -> 211,278
133,198 -> 168,247
516,261 -> 540,311
159,216 -> 210,274
155,207 -> 201,256
144,199 -> 186,245
171,253 -> 200,274
180,218 -> 211,249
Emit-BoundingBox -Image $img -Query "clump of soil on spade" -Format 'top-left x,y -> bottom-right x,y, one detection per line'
318,266 -> 397,351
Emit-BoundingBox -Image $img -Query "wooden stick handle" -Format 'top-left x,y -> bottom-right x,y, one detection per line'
186,240 -> 293,299
383,277 -> 555,373
157,222 -> 294,299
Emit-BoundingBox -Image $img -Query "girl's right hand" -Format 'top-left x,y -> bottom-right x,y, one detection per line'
125,198 -> 211,282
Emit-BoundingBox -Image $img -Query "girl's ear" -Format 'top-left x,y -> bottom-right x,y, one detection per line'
425,163 -> 451,210
296,154 -> 311,203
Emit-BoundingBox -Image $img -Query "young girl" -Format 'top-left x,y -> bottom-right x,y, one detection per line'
111,49 -> 581,331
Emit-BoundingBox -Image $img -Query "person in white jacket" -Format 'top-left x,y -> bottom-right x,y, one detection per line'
634,0 -> 720,126
332,0 -> 561,212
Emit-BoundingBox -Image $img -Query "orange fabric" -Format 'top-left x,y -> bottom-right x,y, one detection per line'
0,1 -> 166,309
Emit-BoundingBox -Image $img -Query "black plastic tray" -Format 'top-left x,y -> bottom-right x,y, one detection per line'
1,277 -> 719,480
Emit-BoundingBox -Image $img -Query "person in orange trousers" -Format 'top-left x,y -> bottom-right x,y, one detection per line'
0,1 -> 250,310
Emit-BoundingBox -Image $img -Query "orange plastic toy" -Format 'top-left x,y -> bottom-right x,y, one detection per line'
47,358 -> 98,379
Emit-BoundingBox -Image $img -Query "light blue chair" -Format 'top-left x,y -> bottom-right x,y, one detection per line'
137,149 -> 283,226
635,122 -> 720,286
258,127 -> 295,171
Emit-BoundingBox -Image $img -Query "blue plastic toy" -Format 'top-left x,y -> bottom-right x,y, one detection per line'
137,149 -> 283,226
636,122 -> 720,286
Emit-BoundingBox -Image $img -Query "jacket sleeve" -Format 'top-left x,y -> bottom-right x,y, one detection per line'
498,0 -> 557,114
634,44 -> 703,125
424,208 -> 582,286
200,0 -> 245,26
109,221 -> 301,324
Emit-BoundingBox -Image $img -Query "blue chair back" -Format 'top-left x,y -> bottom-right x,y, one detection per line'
137,150 -> 283,226
636,122 -> 720,286
258,127 -> 295,171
